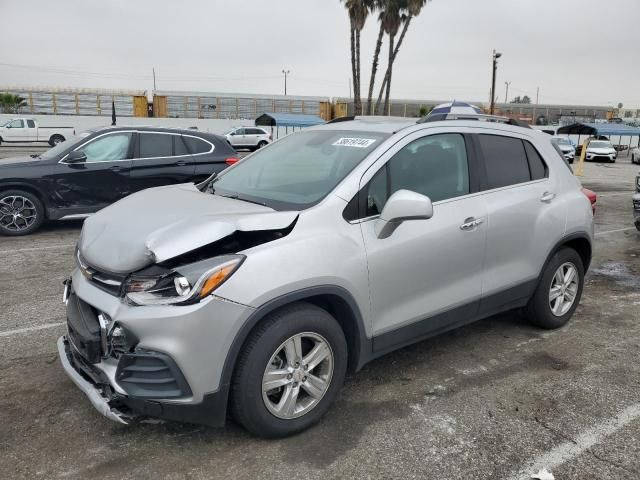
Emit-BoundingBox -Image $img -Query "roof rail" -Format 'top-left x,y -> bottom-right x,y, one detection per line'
417,112 -> 531,129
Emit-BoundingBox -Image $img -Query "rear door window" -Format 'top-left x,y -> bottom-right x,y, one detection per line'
138,133 -> 173,158
478,135 -> 531,189
174,135 -> 190,156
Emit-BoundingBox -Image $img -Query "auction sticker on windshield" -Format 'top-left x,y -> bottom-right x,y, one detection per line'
332,137 -> 377,148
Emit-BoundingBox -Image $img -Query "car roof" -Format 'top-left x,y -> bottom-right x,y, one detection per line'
312,116 -> 542,137
90,125 -> 224,140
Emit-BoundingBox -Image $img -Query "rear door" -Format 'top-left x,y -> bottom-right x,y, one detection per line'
52,131 -> 134,213
183,134 -> 229,182
129,132 -> 196,192
473,132 -> 560,311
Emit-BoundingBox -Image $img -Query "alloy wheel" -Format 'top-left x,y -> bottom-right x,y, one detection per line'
262,332 -> 334,420
0,195 -> 38,232
548,262 -> 579,317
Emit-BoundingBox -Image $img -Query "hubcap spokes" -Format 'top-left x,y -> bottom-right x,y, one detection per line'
262,332 -> 334,419
0,196 -> 37,232
549,262 -> 579,317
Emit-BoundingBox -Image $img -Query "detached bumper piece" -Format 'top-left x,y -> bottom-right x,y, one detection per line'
57,336 -> 129,424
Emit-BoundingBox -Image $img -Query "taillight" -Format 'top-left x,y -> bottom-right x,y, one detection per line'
225,157 -> 239,166
581,188 -> 596,214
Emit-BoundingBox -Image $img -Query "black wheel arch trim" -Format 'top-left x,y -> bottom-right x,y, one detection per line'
214,285 -> 371,424
540,231 -> 592,278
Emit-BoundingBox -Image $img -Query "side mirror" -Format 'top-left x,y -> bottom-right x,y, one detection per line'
66,150 -> 87,163
374,189 -> 433,239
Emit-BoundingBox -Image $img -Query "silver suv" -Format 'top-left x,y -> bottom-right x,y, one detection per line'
224,126 -> 271,150
58,116 -> 594,438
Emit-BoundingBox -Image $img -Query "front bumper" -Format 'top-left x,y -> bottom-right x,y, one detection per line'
586,153 -> 616,161
58,268 -> 255,426
633,194 -> 640,230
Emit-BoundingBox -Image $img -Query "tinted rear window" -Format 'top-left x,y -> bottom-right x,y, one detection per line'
478,135 -> 531,189
523,141 -> 547,180
139,133 -> 173,158
183,136 -> 212,154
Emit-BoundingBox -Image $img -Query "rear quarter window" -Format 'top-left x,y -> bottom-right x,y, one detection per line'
183,136 -> 213,154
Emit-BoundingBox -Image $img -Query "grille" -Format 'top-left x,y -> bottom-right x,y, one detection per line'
66,292 -> 102,364
77,250 -> 125,296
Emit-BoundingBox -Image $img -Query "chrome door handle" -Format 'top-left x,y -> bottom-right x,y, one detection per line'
541,191 -> 556,202
460,217 -> 484,230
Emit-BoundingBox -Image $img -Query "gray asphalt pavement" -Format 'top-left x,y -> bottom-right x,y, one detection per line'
0,150 -> 639,479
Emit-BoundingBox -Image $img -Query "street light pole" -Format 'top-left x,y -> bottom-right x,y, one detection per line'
490,50 -> 502,115
282,69 -> 290,96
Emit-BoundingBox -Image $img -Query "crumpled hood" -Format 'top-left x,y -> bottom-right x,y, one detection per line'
79,183 -> 298,273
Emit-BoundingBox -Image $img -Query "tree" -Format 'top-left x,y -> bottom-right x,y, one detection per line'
510,95 -> 531,104
374,0 -> 429,114
342,0 -> 373,115
0,93 -> 27,114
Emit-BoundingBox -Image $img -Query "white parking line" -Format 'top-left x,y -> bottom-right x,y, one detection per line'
0,322 -> 65,337
0,244 -> 74,255
513,403 -> 640,480
595,227 -> 636,237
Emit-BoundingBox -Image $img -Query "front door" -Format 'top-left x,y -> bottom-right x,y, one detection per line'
358,131 -> 487,352
4,119 -> 28,141
52,131 -> 133,213
129,132 -> 195,192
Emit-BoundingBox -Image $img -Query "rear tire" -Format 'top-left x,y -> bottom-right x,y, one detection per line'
49,135 -> 65,146
0,189 -> 45,236
231,302 -> 347,438
524,248 -> 584,330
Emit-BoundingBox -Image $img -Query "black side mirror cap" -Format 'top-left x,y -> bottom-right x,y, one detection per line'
66,150 -> 87,163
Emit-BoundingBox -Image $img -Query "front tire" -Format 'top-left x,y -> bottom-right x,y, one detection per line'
231,302 -> 347,438
257,141 -> 268,149
0,189 -> 45,236
524,248 -> 584,329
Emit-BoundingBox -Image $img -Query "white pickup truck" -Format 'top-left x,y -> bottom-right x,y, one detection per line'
0,118 -> 75,146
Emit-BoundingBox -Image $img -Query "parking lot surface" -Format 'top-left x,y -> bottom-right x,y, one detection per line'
1,151 -> 639,479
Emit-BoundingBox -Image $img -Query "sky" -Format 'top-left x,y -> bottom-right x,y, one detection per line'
0,0 -> 638,108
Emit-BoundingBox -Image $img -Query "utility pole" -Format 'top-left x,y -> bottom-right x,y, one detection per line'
282,69 -> 290,96
348,78 -> 352,99
504,81 -> 511,104
152,68 -> 157,91
490,50 -> 502,115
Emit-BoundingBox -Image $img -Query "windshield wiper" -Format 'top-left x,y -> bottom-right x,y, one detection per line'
218,193 -> 267,207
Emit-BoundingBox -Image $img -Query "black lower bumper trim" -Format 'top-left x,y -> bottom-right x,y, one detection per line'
116,388 -> 229,427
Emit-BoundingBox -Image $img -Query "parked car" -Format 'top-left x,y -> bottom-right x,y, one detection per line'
0,126 -> 238,235
585,140 -> 617,162
633,171 -> 640,230
581,187 -> 597,214
59,116 -> 593,438
631,145 -> 640,164
551,136 -> 575,164
0,118 -> 76,146
225,126 -> 272,150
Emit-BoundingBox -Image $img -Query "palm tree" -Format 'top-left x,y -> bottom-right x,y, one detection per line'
0,93 -> 27,114
366,1 -> 386,115
342,0 -> 372,115
375,0 -> 430,114
374,1 -> 404,115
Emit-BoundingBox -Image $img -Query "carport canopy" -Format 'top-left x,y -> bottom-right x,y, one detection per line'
557,122 -> 640,137
255,112 -> 325,128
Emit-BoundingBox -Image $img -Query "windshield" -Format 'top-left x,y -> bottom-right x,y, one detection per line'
589,141 -> 612,149
552,138 -> 572,146
211,129 -> 389,210
39,136 -> 82,160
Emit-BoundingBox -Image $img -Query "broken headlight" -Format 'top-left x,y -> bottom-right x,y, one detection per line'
123,255 -> 245,306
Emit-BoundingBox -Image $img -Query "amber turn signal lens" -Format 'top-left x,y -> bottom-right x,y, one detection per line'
199,264 -> 236,298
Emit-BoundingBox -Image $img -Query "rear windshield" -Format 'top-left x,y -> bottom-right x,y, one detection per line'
552,138 -> 572,146
211,129 -> 389,210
